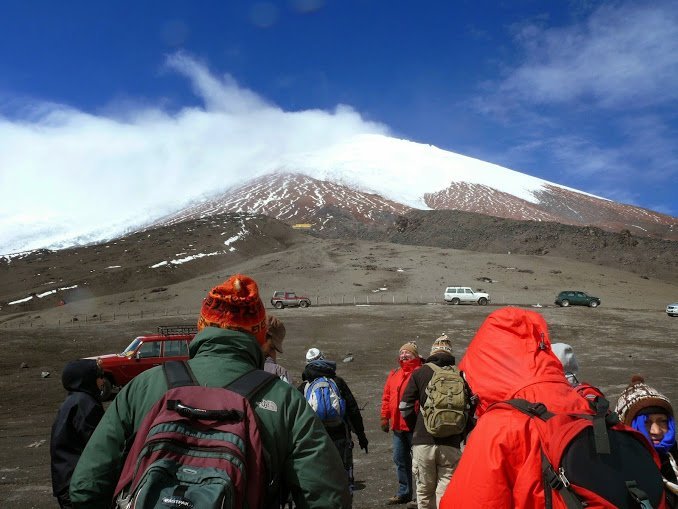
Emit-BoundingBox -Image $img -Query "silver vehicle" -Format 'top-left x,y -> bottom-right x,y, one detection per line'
667,303 -> 678,317
443,286 -> 490,306
271,290 -> 311,309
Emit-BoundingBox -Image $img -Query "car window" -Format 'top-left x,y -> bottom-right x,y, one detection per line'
164,339 -> 188,357
288,293 -> 296,298
274,291 -> 283,298
465,289 -> 473,294
123,338 -> 142,354
138,341 -> 161,358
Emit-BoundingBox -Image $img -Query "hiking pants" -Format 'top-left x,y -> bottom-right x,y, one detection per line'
412,444 -> 461,509
332,436 -> 355,493
393,431 -> 414,499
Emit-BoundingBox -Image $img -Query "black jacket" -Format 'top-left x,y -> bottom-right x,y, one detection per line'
399,353 -> 470,447
299,360 -> 366,443
660,443 -> 678,508
50,359 -> 104,499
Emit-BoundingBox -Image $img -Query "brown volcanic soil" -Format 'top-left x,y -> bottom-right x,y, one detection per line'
1,305 -> 677,508
1,213 -> 677,507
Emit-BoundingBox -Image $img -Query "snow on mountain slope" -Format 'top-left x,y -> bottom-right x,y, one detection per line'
150,173 -> 411,228
275,134 -> 599,208
3,133 -> 676,253
156,134 -> 676,240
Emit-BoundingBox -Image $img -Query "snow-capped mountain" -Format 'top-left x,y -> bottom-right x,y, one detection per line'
3,133 -> 676,254
154,134 -> 677,240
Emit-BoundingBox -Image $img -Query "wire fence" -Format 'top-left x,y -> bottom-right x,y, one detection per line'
1,294 -> 456,328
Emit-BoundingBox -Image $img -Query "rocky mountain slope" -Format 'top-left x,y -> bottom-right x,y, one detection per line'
2,209 -> 677,318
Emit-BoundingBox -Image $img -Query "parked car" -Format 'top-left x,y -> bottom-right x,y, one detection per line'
443,286 -> 490,306
555,291 -> 601,308
667,303 -> 678,317
87,325 -> 197,399
271,290 -> 311,309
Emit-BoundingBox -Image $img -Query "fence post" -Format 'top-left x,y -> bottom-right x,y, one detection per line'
393,295 -> 395,304
316,296 -> 319,306
406,295 -> 408,303
353,296 -> 356,305
342,295 -> 345,305
367,295 -> 369,305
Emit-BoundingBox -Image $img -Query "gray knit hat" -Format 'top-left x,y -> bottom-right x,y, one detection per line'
614,375 -> 673,425
551,343 -> 579,375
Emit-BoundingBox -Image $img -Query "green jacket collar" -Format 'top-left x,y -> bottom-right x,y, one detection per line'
189,327 -> 265,369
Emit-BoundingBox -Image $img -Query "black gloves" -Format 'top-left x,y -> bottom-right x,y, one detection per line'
358,434 -> 369,454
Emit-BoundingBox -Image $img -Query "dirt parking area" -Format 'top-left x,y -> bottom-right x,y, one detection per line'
1,303 -> 676,508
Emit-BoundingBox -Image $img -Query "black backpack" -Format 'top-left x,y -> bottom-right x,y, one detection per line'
489,397 -> 665,508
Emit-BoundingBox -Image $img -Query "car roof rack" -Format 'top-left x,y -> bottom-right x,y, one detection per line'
157,325 -> 198,336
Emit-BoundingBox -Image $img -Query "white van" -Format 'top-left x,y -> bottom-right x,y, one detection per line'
443,287 -> 490,306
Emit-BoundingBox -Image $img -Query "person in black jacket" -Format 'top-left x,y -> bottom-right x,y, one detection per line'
300,347 -> 369,494
50,359 -> 105,509
399,337 -> 470,509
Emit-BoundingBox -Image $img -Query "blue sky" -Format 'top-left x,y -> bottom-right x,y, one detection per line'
0,0 -> 677,252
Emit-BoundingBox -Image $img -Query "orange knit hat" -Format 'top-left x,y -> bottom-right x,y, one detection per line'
197,274 -> 267,345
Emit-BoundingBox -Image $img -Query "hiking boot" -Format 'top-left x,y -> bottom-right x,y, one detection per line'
386,495 -> 411,505
405,501 -> 418,509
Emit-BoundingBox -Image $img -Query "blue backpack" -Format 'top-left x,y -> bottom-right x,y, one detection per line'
304,376 -> 346,424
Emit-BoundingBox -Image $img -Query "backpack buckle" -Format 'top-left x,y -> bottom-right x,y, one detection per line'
544,465 -> 571,490
527,402 -> 548,417
557,468 -> 571,488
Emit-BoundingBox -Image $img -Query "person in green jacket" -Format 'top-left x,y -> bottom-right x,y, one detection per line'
69,274 -> 351,509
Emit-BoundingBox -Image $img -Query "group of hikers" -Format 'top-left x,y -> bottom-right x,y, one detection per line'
49,273 -> 677,508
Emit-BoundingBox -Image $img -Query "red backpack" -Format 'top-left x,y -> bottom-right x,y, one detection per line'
489,397 -> 666,509
113,361 -> 276,509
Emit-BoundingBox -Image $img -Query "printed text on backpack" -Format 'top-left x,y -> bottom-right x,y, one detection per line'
113,361 -> 276,509
421,363 -> 469,438
304,376 -> 346,424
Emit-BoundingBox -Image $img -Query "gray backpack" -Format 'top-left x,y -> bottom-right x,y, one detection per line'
421,364 -> 469,437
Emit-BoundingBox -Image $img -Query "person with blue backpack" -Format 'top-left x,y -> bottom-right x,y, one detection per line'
69,274 -> 351,509
300,347 -> 369,495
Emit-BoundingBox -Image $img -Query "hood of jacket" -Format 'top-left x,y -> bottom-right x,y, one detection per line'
302,359 -> 337,381
459,307 -> 567,416
62,359 -> 101,398
189,326 -> 265,369
425,352 -> 456,367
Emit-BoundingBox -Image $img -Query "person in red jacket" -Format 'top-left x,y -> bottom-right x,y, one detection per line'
381,341 -> 423,505
439,307 -> 664,509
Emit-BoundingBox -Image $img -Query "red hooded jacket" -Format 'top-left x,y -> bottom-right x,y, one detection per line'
440,307 -> 665,509
381,357 -> 422,432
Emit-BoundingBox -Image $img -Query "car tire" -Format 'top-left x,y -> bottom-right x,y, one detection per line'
274,302 -> 284,309
478,297 -> 488,306
589,300 -> 599,308
100,377 -> 114,401
560,299 -> 569,307
300,300 -> 309,308
451,298 -> 460,305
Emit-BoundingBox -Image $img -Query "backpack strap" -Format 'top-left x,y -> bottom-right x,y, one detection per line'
164,360 -> 198,388
625,481 -> 654,509
227,369 -> 277,401
541,451 -> 585,509
501,399 -> 555,420
426,362 -> 441,373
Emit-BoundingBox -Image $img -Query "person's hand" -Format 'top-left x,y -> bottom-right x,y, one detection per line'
380,418 -> 389,433
358,434 -> 369,454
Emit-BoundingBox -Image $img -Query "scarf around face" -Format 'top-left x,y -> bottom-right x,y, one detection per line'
632,413 -> 676,455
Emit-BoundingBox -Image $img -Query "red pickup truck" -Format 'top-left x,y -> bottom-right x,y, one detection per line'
88,325 -> 197,399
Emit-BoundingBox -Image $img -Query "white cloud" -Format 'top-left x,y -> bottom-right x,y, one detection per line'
501,2 -> 678,108
0,53 -> 387,254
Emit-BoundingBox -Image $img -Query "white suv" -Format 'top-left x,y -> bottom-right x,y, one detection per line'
444,287 -> 490,306
667,303 -> 678,317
